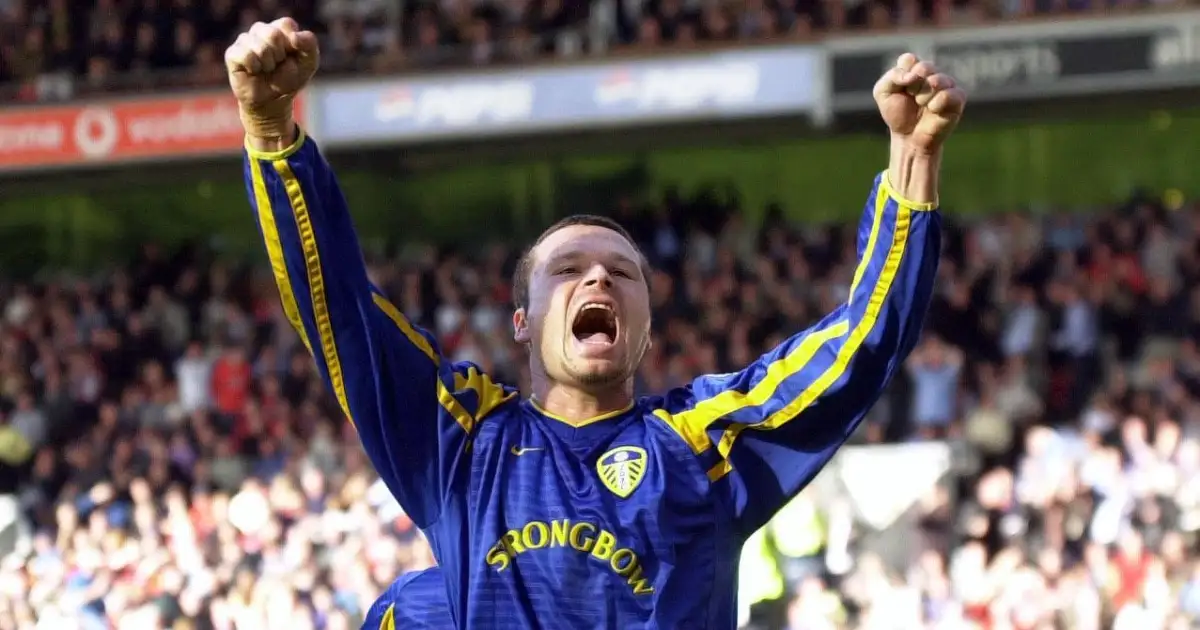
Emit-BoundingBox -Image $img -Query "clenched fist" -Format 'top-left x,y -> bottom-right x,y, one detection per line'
874,53 -> 966,155
225,18 -> 319,142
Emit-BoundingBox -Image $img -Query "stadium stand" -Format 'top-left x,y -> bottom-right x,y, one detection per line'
1,181 -> 1199,628
0,0 -> 1153,102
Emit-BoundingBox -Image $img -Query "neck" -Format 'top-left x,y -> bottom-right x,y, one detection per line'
530,373 -> 633,426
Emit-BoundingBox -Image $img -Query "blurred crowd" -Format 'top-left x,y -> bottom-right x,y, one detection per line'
737,190 -> 1200,630
0,244 -> 439,630
0,178 -> 1198,629
0,0 -> 1182,101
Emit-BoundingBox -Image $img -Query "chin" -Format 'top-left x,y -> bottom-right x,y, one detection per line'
565,360 -> 627,388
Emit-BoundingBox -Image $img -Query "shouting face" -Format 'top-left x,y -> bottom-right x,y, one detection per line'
514,222 -> 651,392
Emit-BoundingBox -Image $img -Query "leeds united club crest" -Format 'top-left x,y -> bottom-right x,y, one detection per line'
597,446 -> 648,498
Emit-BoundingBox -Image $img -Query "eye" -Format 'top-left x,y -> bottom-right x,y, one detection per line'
555,267 -> 578,276
611,268 -> 632,279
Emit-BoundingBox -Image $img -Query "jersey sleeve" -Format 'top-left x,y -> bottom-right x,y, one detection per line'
244,129 -> 515,529
653,172 -> 941,533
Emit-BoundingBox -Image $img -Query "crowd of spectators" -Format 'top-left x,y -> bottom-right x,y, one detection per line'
0,175 -> 1199,628
748,191 -> 1200,629
0,0 -> 1185,101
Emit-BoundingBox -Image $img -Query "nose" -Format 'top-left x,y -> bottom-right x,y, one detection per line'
582,263 -> 613,289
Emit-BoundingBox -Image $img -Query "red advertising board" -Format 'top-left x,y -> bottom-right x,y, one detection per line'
0,91 -> 305,171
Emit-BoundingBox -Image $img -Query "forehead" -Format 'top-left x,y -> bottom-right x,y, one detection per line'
530,224 -> 640,270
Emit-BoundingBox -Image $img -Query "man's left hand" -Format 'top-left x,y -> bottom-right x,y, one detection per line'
874,53 -> 967,155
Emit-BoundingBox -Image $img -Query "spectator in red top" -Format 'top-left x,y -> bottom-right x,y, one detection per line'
210,343 -> 250,419
1112,528 -> 1151,613
1090,242 -> 1148,296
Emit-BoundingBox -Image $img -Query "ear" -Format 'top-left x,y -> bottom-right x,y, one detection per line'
513,308 -> 530,344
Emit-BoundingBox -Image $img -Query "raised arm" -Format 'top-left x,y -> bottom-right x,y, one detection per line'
228,19 -> 514,528
653,54 -> 965,534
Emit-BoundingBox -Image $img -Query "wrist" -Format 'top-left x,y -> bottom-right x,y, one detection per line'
240,99 -> 296,153
887,134 -> 942,205
888,132 -> 942,159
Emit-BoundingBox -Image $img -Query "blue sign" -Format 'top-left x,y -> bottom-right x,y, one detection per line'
314,46 -> 820,144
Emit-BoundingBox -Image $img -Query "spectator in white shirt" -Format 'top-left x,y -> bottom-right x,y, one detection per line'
174,341 -> 212,413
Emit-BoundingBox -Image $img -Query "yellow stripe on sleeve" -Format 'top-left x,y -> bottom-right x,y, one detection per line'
371,293 -> 437,362
652,322 -> 849,454
251,159 -> 314,358
373,294 -> 478,434
653,180 -> 893,457
849,179 -> 888,298
258,142 -> 480,438
274,159 -> 354,426
706,191 -> 912,481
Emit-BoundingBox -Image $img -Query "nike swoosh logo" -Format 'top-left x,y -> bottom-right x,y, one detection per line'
510,446 -> 544,456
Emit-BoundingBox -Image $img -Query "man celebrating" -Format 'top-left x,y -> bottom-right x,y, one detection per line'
227,18 -> 963,629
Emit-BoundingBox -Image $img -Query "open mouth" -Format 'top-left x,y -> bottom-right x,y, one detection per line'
571,302 -> 619,346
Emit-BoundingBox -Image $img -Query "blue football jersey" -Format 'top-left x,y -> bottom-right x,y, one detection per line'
363,568 -> 452,629
245,130 -> 940,629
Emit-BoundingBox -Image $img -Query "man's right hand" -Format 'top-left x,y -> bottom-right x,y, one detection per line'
225,17 -> 319,147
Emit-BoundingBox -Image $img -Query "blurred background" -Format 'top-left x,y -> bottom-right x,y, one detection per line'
1,1 -> 1199,629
